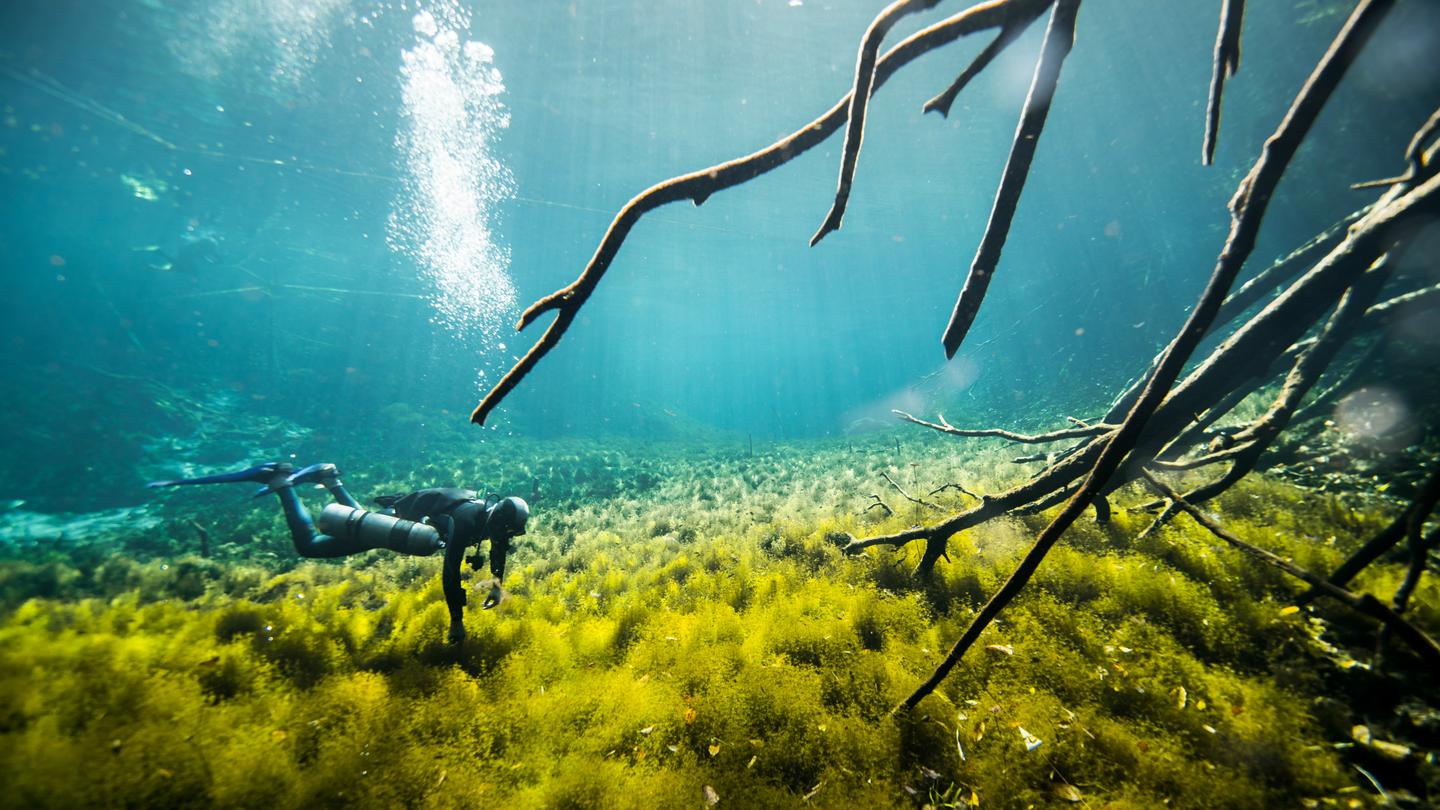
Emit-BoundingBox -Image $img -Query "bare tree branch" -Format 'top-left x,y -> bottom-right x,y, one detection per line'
1203,0 -> 1245,165
900,0 -> 1396,711
942,0 -> 1082,358
469,0 -> 1055,425
1352,104 -> 1440,189
924,4 -> 1047,117
892,409 -> 1110,442
812,0 -> 946,247
1141,471 -> 1440,670
882,471 -> 943,510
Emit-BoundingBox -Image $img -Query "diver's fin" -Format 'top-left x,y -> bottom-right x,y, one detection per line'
147,462 -> 294,491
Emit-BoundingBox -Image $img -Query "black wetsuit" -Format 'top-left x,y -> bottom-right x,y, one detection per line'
149,463 -> 521,643
383,488 -> 509,628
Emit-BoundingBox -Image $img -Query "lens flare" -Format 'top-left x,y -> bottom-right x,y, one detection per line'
1334,386 -> 1417,451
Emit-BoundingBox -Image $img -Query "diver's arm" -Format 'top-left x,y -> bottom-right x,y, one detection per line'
442,534 -> 468,644
480,537 -> 508,610
489,537 -> 509,582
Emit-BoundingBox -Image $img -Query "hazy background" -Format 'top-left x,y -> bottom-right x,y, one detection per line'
1,0 -> 1436,503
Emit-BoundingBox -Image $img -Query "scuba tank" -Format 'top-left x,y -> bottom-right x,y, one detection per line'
318,504 -> 443,556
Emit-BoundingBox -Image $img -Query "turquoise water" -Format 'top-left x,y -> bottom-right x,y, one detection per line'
1,1 -> 1439,806
5,1 -> 1434,458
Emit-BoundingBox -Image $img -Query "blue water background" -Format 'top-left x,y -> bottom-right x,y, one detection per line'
1,1 -> 1437,508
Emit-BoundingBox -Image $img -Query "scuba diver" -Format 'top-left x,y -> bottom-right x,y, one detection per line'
148,462 -> 529,645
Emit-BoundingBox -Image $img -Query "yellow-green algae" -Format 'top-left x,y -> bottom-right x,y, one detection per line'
0,437 -> 1434,808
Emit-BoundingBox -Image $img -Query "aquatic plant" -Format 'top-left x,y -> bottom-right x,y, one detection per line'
2,437 -> 1436,807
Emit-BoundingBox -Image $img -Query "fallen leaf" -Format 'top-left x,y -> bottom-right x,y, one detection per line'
984,644 -> 1014,656
684,707 -> 698,725
270,729 -> 287,742
1054,783 -> 1082,802
1279,605 -> 1301,616
703,785 -> 720,806
708,742 -> 721,757
1371,739 -> 1411,760
1019,727 -> 1043,752
639,725 -> 654,735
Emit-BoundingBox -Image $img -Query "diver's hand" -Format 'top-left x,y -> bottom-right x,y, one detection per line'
481,582 -> 503,610
447,619 -> 466,646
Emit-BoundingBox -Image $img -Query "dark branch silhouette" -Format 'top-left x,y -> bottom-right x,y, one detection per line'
941,0 -> 1081,358
1202,0 -> 1246,165
470,0 -> 1055,425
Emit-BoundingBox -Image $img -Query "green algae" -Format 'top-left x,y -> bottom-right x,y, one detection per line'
0,437 -> 1434,808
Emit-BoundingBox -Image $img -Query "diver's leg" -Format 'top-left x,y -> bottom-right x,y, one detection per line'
273,486 -> 366,558
147,461 -> 293,490
287,463 -> 359,508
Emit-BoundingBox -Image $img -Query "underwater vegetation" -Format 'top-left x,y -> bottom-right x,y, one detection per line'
1,435 -> 1436,808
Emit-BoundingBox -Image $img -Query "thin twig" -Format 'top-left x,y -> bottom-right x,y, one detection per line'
864,494 -> 895,517
1351,105 -> 1440,189
930,483 -> 979,499
924,6 -> 1047,117
1137,501 -> 1181,540
882,471 -> 943,510
1307,466 -> 1440,598
893,409 -> 1109,442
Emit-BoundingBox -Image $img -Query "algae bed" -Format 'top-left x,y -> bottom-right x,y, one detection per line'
1,433 -> 1435,809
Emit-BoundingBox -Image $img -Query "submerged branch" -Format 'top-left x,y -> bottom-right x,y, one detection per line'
1203,0 -> 1245,165
923,5 -> 1047,117
882,471 -> 943,510
942,0 -> 1082,358
1352,104 -> 1440,189
1307,466 -> 1440,599
899,0 -> 1396,711
812,0 -> 943,247
1141,472 -> 1440,670
892,409 -> 1109,443
469,0 -> 1054,425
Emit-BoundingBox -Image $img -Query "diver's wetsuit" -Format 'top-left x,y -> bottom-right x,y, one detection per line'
148,463 -> 523,642
379,488 -> 510,630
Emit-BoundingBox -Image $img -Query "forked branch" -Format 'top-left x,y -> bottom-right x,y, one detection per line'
469,0 -> 1055,425
892,409 -> 1110,442
811,0 -> 944,247
1141,472 -> 1440,669
899,0 -> 1396,711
